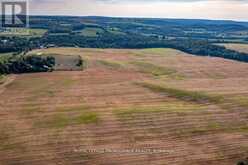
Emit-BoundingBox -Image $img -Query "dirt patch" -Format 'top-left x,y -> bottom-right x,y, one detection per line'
44,54 -> 83,71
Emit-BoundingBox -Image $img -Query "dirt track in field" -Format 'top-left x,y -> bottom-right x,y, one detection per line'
1,48 -> 248,165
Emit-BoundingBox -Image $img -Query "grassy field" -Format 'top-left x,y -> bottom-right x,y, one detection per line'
0,52 -> 14,62
80,27 -> 104,37
1,48 -> 248,164
220,43 -> 248,54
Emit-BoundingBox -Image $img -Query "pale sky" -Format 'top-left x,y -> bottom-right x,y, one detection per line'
29,0 -> 248,21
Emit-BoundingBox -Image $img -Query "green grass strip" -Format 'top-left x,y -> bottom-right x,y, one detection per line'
137,82 -> 223,104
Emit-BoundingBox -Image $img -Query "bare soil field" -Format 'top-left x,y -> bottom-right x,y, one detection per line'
1,48 -> 248,165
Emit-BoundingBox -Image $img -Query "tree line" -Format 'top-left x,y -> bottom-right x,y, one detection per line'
1,34 -> 248,63
0,55 -> 55,74
40,34 -> 248,62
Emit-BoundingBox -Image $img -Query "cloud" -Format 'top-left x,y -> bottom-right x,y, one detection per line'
29,0 -> 248,21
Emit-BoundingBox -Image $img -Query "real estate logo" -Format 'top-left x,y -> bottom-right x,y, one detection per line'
1,0 -> 28,27
0,0 -> 29,35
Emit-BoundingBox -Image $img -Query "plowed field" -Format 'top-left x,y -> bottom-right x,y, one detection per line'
1,48 -> 248,165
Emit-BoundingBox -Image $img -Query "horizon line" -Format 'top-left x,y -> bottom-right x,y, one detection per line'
27,15 -> 248,23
